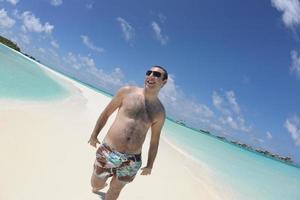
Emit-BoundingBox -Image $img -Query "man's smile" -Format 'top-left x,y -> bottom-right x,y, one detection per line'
145,79 -> 157,87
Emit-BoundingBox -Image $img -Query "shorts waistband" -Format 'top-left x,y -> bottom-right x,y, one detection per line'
102,143 -> 141,162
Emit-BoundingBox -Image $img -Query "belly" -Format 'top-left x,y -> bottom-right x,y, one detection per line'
104,117 -> 149,154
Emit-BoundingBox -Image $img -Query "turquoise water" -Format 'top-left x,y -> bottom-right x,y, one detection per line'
0,44 -> 68,100
164,119 -> 300,200
1,43 -> 300,199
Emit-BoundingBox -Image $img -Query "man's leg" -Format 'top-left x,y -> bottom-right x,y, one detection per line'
91,173 -> 109,193
105,176 -> 127,200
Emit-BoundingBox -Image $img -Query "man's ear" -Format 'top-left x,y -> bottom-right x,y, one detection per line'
161,79 -> 167,88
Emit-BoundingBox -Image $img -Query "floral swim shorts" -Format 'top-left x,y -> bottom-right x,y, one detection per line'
93,143 -> 142,182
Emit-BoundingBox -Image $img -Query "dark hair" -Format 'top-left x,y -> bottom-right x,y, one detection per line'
153,65 -> 168,80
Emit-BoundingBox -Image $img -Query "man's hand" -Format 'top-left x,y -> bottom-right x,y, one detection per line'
88,137 -> 100,148
140,167 -> 152,175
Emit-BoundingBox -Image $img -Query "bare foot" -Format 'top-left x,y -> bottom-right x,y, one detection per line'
92,183 -> 108,193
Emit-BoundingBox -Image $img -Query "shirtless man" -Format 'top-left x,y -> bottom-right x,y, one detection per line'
88,66 -> 168,200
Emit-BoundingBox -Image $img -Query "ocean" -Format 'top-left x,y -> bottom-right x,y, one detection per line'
164,120 -> 300,199
0,43 -> 68,100
1,43 -> 300,199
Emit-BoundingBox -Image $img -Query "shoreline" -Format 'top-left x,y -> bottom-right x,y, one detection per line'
160,136 -> 238,199
167,117 -> 299,168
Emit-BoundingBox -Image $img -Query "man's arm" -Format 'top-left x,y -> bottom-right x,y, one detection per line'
141,112 -> 165,175
88,86 -> 130,148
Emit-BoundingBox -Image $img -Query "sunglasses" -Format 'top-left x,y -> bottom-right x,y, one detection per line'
146,70 -> 162,78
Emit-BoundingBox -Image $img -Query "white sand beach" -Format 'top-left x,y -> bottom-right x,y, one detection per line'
0,61 -> 233,200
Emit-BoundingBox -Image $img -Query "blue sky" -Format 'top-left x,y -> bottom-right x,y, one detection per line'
1,0 -> 300,164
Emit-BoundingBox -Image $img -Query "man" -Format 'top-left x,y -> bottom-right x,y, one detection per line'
88,66 -> 168,200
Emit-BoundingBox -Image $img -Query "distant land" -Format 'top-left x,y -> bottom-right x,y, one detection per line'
0,35 -> 20,51
173,119 -> 295,166
0,35 -> 40,62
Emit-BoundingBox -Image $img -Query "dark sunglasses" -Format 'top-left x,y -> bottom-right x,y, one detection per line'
146,70 -> 162,78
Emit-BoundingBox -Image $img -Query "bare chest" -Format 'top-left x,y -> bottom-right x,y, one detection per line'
121,94 -> 161,124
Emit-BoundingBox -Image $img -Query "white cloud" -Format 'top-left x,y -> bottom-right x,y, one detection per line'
226,91 -> 240,114
66,53 -> 81,69
271,0 -> 300,29
8,0 -> 19,5
0,10 -> 59,73
51,40 -> 59,48
19,33 -> 30,44
80,56 -> 96,68
86,67 -> 125,89
158,13 -> 167,24
151,21 -> 168,45
64,52 -> 96,70
266,131 -> 273,139
86,2 -> 94,9
81,35 -> 104,53
284,115 -> 300,145
60,51 -> 125,92
50,0 -> 62,6
212,91 -> 231,115
116,17 -> 135,43
0,8 -> 15,29
12,9 -> 20,18
212,91 -> 250,132
21,11 -> 54,34
13,39 -> 124,94
38,47 -> 45,53
1,0 -> 19,5
290,50 -> 300,79
159,75 -> 214,129
221,116 -> 239,130
159,78 -> 252,136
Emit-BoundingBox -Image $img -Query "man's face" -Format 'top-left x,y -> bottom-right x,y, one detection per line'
144,67 -> 167,90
